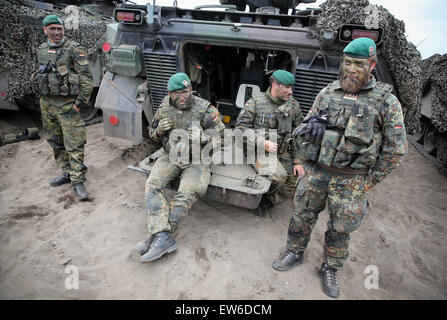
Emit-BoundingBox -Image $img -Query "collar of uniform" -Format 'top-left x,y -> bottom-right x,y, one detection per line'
334,75 -> 377,92
265,87 -> 283,105
47,36 -> 66,48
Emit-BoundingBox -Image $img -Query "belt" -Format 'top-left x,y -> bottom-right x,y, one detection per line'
319,163 -> 370,175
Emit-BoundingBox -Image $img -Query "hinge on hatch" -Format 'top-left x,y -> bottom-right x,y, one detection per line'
242,174 -> 257,187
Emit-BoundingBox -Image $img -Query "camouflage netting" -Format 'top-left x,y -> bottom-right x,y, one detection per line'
315,0 -> 422,133
421,54 -> 447,167
421,54 -> 447,133
0,0 -> 109,103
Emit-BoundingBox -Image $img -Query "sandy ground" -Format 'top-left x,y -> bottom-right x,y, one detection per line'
0,110 -> 446,300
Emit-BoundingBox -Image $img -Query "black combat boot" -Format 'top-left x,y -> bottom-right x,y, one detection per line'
73,182 -> 88,201
134,236 -> 153,255
49,173 -> 70,187
272,249 -> 304,271
140,231 -> 178,263
257,195 -> 274,216
318,262 -> 340,298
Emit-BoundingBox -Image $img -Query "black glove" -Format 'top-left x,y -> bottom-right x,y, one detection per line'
302,109 -> 328,144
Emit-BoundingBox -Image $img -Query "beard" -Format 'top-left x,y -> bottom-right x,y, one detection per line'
338,68 -> 371,94
170,92 -> 193,110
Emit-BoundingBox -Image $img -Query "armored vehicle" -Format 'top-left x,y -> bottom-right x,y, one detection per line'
0,0 -> 121,122
96,0 -> 397,209
411,54 -> 447,171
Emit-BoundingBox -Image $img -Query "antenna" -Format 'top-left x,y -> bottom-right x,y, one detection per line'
415,37 -> 428,47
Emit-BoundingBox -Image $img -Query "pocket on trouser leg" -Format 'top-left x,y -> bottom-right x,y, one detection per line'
146,187 -> 171,234
324,229 -> 350,269
288,180 -> 322,252
331,199 -> 367,234
60,109 -> 86,151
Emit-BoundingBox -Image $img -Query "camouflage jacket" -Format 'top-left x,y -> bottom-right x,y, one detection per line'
304,77 -> 408,186
34,38 -> 93,112
235,87 -> 303,163
149,95 -> 225,148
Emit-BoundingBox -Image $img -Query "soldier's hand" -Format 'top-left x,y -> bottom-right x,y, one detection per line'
73,103 -> 80,113
156,118 -> 174,135
293,164 -> 305,177
292,123 -> 307,137
303,110 -> 328,144
264,140 -> 278,153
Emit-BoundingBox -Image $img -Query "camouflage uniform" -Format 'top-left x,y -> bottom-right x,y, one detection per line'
288,77 -> 408,269
235,88 -> 303,204
33,38 -> 93,184
145,95 -> 225,234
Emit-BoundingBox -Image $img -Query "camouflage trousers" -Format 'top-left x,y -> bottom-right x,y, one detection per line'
41,101 -> 87,184
286,163 -> 368,270
145,151 -> 211,235
254,152 -> 297,204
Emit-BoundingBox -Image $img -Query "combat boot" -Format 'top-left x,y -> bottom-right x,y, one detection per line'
318,262 -> 340,298
140,231 -> 178,263
134,236 -> 153,255
257,195 -> 274,216
73,182 -> 88,201
49,173 -> 70,187
272,249 -> 304,271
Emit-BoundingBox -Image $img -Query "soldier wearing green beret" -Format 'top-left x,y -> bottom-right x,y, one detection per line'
136,72 -> 226,263
32,14 -> 93,200
272,38 -> 408,298
235,69 -> 304,216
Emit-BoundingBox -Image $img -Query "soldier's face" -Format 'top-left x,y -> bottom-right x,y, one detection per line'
170,87 -> 192,107
339,56 -> 375,93
271,81 -> 292,102
43,24 -> 64,44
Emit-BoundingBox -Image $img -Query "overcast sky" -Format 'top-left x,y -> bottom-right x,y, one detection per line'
132,0 -> 446,59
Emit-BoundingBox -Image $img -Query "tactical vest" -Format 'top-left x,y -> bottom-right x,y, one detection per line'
158,95 -> 210,152
252,92 -> 296,153
298,80 -> 393,171
32,40 -> 81,97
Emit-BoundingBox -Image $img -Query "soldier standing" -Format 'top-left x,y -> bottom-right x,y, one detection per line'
235,70 -> 304,215
136,73 -> 225,263
32,14 -> 93,200
271,38 -> 408,298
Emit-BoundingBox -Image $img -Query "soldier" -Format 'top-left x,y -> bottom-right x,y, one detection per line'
136,73 -> 225,263
235,70 -> 304,216
271,38 -> 408,298
32,14 -> 93,200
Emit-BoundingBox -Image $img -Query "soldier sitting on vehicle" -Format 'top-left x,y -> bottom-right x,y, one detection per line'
135,73 -> 226,263
235,70 -> 304,216
31,14 -> 93,201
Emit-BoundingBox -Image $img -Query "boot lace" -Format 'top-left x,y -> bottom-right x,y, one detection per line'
323,265 -> 338,286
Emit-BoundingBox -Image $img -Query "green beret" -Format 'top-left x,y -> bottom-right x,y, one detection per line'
43,14 -> 63,27
343,37 -> 376,59
167,73 -> 191,92
272,70 -> 295,86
